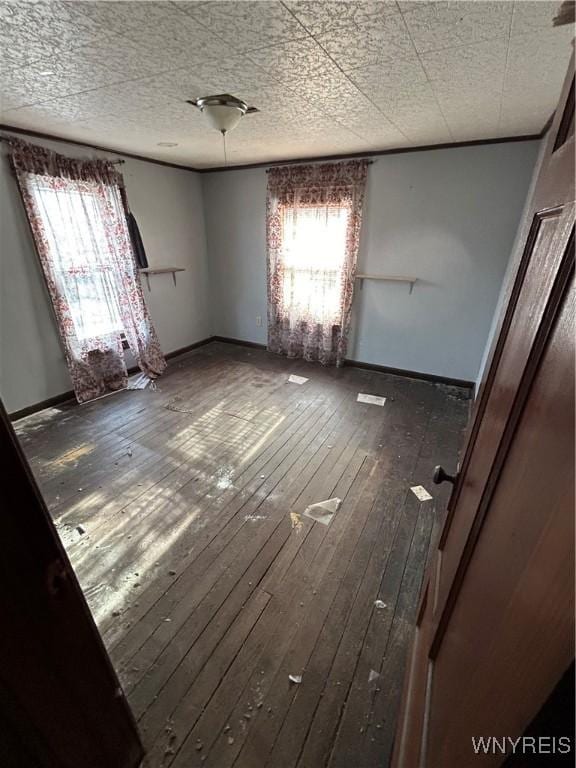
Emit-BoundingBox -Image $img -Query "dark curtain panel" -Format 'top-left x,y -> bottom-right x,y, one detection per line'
127,212 -> 149,269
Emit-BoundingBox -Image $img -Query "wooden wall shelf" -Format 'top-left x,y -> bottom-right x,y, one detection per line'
139,267 -> 185,290
355,274 -> 418,293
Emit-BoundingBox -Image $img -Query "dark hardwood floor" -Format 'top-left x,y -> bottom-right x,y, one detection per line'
14,341 -> 470,768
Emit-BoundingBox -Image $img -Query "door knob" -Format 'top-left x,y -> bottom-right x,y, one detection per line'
433,465 -> 456,486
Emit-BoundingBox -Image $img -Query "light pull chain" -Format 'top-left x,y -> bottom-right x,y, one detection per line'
221,129 -> 227,167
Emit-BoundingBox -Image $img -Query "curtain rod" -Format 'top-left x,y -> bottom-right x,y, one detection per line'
0,135 -> 125,163
265,158 -> 374,172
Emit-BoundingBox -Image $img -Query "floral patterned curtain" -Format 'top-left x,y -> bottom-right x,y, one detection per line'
266,160 -> 368,367
8,137 -> 166,403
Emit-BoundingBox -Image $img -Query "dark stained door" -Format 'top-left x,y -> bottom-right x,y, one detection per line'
392,55 -> 575,768
0,400 -> 144,768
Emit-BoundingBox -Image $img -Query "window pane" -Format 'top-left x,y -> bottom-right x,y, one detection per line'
280,203 -> 349,323
34,183 -> 124,341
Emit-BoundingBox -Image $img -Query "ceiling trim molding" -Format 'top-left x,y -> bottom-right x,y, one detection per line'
0,124 -> 201,173
0,123 -> 543,175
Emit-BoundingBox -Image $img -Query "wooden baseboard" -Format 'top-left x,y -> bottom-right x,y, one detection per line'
344,358 -> 474,391
9,390 -> 77,422
211,335 -> 267,350
165,337 -> 214,359
9,336 -> 472,420
9,336 -> 214,421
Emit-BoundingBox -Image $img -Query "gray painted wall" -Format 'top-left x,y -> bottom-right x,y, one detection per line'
203,141 -> 539,383
0,135 -> 210,413
474,138 -> 546,393
1,137 -> 538,414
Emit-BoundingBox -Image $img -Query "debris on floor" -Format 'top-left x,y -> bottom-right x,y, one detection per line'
288,374 -> 309,385
128,372 -> 157,390
368,669 -> 380,683
411,485 -> 433,502
303,497 -> 341,526
290,511 -> 303,531
215,467 -> 234,490
374,599 -> 387,609
289,674 -> 302,684
357,393 -> 386,406
245,514 -> 267,522
75,524 -> 86,535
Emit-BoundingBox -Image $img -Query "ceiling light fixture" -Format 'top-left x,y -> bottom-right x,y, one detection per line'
187,94 -> 259,165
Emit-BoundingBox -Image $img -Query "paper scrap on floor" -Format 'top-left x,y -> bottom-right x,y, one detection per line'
303,497 -> 341,526
128,372 -> 156,390
288,374 -> 309,385
357,393 -> 386,406
411,485 -> 433,502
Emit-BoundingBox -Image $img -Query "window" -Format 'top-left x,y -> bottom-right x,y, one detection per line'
35,181 -> 125,341
279,202 -> 351,325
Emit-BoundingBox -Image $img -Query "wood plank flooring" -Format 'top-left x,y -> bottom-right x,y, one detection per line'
14,342 -> 470,768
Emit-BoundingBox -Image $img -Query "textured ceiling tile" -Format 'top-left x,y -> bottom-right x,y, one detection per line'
442,102 -> 501,136
450,124 -> 502,141
5,79 -> 176,125
338,112 -> 408,144
432,79 -> 502,130
368,77 -> 439,116
0,91 -> 20,113
0,26 -> 59,71
402,1 -> 512,54
347,54 -> 428,96
164,55 -> 278,99
317,13 -> 414,70
504,28 -> 574,91
284,1 -> 398,36
177,0 -> 309,51
1,50 -> 126,109
117,4 -> 231,61
420,36 -> 508,86
1,0 -> 110,53
74,1 -> 181,33
499,100 -> 550,135
501,28 -> 572,134
510,0 -> 567,37
75,37 -> 176,81
293,71 -> 376,119
247,38 -> 340,85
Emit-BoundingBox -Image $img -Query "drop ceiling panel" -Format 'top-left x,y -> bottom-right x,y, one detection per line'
0,0 -> 572,169
401,1 -> 513,54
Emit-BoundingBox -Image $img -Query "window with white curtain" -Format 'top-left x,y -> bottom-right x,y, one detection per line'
34,183 -> 125,341
279,202 -> 350,326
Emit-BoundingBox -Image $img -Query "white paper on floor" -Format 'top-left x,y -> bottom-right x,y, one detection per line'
357,393 -> 386,406
288,374 -> 309,385
303,497 -> 342,526
411,485 -> 433,502
128,372 -> 156,390
368,669 -> 380,683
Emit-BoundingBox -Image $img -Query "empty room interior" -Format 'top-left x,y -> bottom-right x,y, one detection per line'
0,2 -> 575,767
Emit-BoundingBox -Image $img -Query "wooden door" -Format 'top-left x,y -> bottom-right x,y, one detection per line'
392,56 -> 575,768
0,400 -> 144,768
